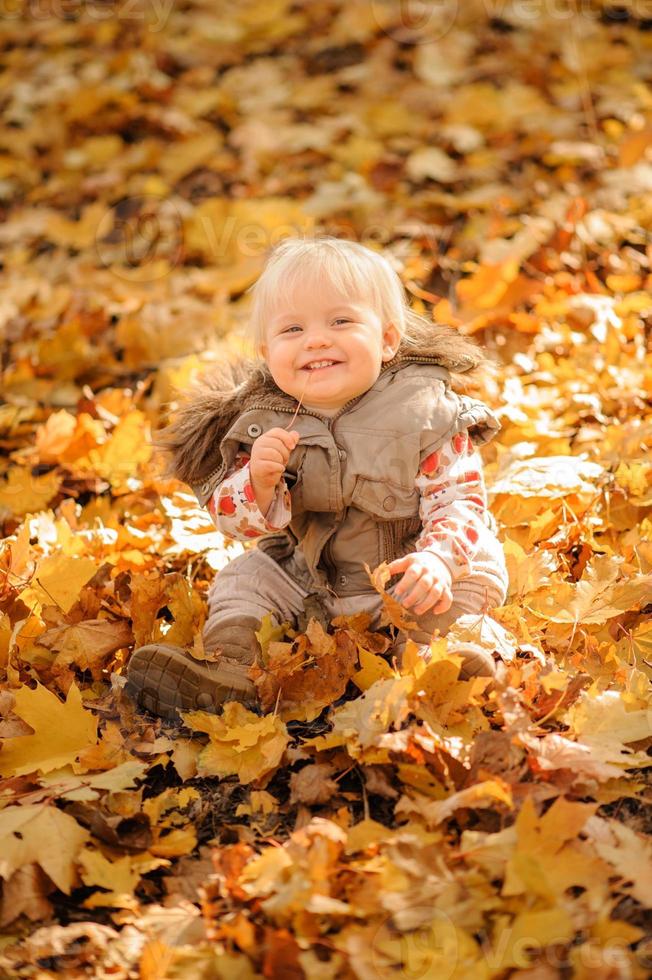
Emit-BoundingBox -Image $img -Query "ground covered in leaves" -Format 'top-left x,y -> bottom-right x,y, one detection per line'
1,1 -> 652,977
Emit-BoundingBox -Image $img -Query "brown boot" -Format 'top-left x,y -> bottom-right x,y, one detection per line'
450,641 -> 498,680
124,643 -> 258,721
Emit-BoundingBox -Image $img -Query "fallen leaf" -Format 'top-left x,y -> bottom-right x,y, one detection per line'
0,681 -> 98,777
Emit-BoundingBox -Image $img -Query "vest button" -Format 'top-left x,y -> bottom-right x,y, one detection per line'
339,574 -> 348,586
247,423 -> 262,438
383,495 -> 396,511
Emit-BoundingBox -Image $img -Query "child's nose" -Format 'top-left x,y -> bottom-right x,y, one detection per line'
304,331 -> 330,348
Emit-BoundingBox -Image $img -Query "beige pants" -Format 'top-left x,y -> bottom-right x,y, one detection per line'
203,548 -> 501,665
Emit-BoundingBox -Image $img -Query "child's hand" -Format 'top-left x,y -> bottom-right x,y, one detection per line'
249,427 -> 300,491
387,552 -> 453,616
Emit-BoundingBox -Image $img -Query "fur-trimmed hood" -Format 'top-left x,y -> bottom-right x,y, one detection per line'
157,319 -> 496,488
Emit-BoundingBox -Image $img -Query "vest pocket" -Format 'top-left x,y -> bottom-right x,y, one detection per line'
351,477 -> 419,519
350,478 -> 421,566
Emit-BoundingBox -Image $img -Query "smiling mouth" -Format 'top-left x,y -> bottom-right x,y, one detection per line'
302,361 -> 341,372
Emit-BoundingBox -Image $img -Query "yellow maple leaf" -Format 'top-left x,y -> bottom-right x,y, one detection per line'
565,688 -> 652,745
149,827 -> 198,859
0,467 -> 62,519
79,848 -> 142,910
503,537 -> 556,597
351,646 -> 395,691
489,908 -> 575,972
330,677 -> 414,758
255,612 -> 290,666
34,409 -> 77,464
502,795 -> 600,902
525,555 -> 652,625
592,818 -> 652,908
46,201 -> 108,249
21,554 -> 98,615
0,681 -> 98,777
79,848 -> 168,910
81,410 -> 152,490
364,561 -> 419,632
181,702 -> 288,784
614,460 -> 652,501
0,804 -> 89,893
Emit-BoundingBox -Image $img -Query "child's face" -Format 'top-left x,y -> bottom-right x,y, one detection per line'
261,278 -> 400,412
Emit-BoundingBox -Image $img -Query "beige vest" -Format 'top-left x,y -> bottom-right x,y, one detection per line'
197,360 -> 501,598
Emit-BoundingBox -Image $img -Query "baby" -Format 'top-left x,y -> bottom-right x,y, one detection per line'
125,236 -> 509,719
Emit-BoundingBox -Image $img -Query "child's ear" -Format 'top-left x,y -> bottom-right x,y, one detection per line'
382,322 -> 400,361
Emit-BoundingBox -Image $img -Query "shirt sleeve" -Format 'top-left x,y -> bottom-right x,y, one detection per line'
205,451 -> 292,541
414,430 -> 498,582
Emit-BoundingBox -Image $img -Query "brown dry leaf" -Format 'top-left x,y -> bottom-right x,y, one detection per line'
155,574 -> 206,649
37,618 -> 134,684
289,762 -> 339,805
128,572 -> 168,648
364,560 -> 419,631
0,864 -> 54,927
252,619 -> 359,718
396,778 -> 513,827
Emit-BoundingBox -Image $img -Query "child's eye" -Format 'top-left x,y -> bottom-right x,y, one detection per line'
334,318 -> 351,325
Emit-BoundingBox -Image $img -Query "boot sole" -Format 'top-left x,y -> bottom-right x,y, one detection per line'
125,643 -> 258,721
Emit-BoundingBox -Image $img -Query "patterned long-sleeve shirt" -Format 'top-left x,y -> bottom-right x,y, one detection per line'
205,431 -> 500,582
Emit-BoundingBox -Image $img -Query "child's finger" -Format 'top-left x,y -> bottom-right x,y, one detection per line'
387,557 -> 409,576
395,573 -> 432,606
393,569 -> 421,598
432,588 -> 453,613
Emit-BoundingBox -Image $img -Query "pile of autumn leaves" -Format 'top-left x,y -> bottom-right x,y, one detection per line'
0,289 -> 651,980
1,485 -> 652,978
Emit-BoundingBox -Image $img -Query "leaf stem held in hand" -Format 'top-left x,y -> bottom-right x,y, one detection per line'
283,370 -> 311,431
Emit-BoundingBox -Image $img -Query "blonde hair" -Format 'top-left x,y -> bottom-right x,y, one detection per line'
245,235 -> 430,359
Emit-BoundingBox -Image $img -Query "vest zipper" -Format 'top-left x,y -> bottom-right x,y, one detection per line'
245,392 -> 364,428
199,362 -> 445,495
